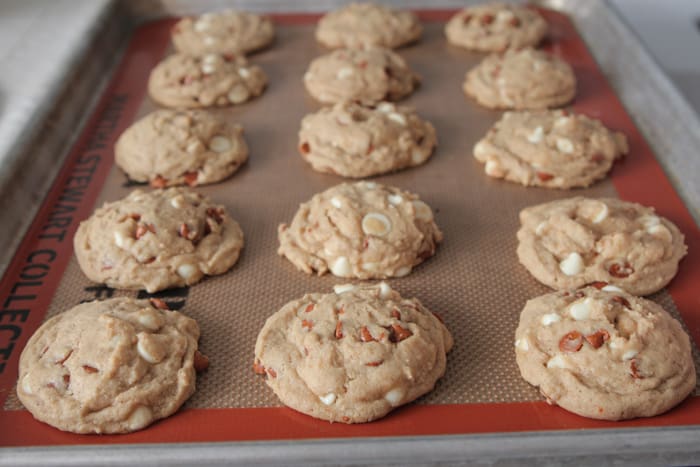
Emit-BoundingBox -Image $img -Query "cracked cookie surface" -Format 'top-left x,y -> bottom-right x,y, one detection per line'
445,3 -> 547,52
278,182 -> 442,279
517,197 -> 687,295
254,283 -> 452,423
316,2 -> 422,49
172,10 -> 274,56
298,102 -> 436,178
304,47 -> 420,105
115,109 -> 248,187
74,187 -> 244,292
148,53 -> 267,108
17,297 -> 204,433
515,287 -> 695,420
473,110 -> 628,189
464,47 -> 575,110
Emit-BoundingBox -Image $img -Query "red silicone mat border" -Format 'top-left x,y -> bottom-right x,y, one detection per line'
0,9 -> 699,447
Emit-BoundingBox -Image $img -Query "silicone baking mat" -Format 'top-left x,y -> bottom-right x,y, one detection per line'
1,9 -> 699,446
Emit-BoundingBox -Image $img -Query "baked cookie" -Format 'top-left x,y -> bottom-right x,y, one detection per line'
316,3 -> 422,49
304,48 -> 420,105
278,182 -> 442,279
115,109 -> 248,187
515,287 -> 695,420
253,282 -> 452,423
75,188 -> 244,293
172,10 -> 274,56
298,102 -> 437,178
148,53 -> 267,108
473,110 -> 628,189
464,47 -> 576,110
17,297 -> 208,433
517,197 -> 687,295
445,4 -> 548,52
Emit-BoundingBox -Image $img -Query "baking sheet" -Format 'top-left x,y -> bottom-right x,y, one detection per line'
1,8 -> 700,448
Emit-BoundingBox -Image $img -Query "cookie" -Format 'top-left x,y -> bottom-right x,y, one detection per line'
464,47 -> 576,110
17,297 -> 207,433
445,4 -> 547,52
517,197 -> 687,295
74,187 -> 244,293
473,110 -> 628,189
253,282 -> 453,423
316,3 -> 422,49
515,287 -> 695,420
172,10 -> 274,56
278,182 -> 442,279
304,48 -> 420,105
298,102 -> 437,178
115,109 -> 248,187
148,53 -> 267,108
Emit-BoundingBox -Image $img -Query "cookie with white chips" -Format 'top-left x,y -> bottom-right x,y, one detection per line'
464,47 -> 576,110
515,287 -> 695,420
316,2 -> 422,49
148,53 -> 267,108
517,197 -> 687,295
253,282 -> 452,423
74,187 -> 244,292
298,102 -> 437,178
473,110 -> 628,189
115,109 -> 248,187
445,3 -> 548,52
278,182 -> 442,279
304,47 -> 420,105
17,297 -> 208,433
172,10 -> 275,55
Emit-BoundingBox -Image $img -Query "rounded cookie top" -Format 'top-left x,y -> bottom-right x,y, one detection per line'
445,4 -> 547,52
171,10 -> 274,55
115,109 -> 248,188
298,102 -> 437,178
17,297 -> 205,433
148,53 -> 267,108
304,47 -> 420,105
515,287 -> 695,420
74,187 -> 244,293
464,47 -> 576,110
316,2 -> 422,49
278,181 -> 443,279
473,110 -> 628,189
517,197 -> 687,295
254,283 -> 453,423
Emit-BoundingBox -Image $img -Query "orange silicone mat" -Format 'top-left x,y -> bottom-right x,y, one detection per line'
1,9 -> 699,447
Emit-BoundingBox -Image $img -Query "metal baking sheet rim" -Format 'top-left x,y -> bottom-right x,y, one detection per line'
2,0 -> 700,464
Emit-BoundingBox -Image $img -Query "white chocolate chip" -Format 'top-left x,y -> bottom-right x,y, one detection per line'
484,159 -> 504,177
336,67 -> 354,79
601,284 -> 624,293
541,313 -> 561,326
559,252 -> 584,276
609,337 -> 624,349
527,126 -> 544,144
138,312 -> 163,332
193,20 -> 210,32
569,298 -> 592,321
201,62 -> 217,74
21,374 -> 32,395
186,140 -> 203,155
377,102 -> 394,113
330,257 -> 352,277
170,195 -> 185,209
319,393 -> 336,405
137,337 -> 162,364
638,215 -> 660,229
388,194 -> 403,205
647,224 -> 672,242
554,116 -> 570,127
622,349 -> 638,361
515,337 -> 530,351
473,140 -> 489,157
384,388 -> 405,406
395,266 -> 411,277
228,85 -> 249,104
202,54 -> 218,65
361,262 -> 378,271
128,406 -> 153,431
535,221 -> 547,236
209,135 -> 231,153
303,71 -> 313,81
378,282 -> 391,299
238,67 -> 250,79
556,138 -> 574,154
362,213 -> 392,236
496,9 -> 515,21
114,231 -> 127,248
333,283 -> 355,294
592,202 -> 609,224
387,112 -> 407,126
330,196 -> 342,209
546,355 -> 571,369
177,264 -> 197,280
412,200 -> 433,222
